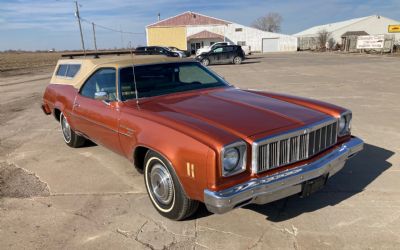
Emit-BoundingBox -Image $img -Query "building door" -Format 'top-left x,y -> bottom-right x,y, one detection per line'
262,38 -> 280,53
190,43 -> 202,54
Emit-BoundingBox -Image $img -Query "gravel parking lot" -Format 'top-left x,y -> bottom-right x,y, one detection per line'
1,52 -> 399,249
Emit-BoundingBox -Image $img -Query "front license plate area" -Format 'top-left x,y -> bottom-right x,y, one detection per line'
301,174 -> 328,197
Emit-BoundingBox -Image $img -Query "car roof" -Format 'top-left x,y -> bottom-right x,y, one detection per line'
50,55 -> 193,89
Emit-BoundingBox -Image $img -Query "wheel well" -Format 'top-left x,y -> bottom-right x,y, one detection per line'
133,146 -> 149,173
54,108 -> 61,121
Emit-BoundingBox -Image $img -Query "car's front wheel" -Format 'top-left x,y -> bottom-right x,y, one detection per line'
144,150 -> 199,220
201,58 -> 210,66
233,56 -> 242,65
60,112 -> 86,148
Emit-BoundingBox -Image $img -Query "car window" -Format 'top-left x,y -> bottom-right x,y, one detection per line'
56,65 -> 68,76
119,62 -> 227,100
223,46 -> 234,52
66,64 -> 81,77
80,68 -> 117,101
56,64 -> 81,78
179,65 -> 219,84
213,48 -> 223,53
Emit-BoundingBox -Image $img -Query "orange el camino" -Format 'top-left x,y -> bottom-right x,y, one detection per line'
41,52 -> 363,220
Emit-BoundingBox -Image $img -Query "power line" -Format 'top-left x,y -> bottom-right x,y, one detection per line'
80,17 -> 145,35
71,0 -> 145,51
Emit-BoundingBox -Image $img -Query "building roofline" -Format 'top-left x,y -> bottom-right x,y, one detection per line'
189,11 -> 232,25
293,15 -> 375,36
146,11 -> 231,28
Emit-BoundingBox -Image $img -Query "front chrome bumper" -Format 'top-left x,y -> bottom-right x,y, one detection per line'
204,137 -> 364,214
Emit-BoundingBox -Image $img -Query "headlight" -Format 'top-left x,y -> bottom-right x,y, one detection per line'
338,111 -> 352,136
221,141 -> 247,177
223,148 -> 240,172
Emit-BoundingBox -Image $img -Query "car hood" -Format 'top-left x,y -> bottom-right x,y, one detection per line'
136,87 -> 331,140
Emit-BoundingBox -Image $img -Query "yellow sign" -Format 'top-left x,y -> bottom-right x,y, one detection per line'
388,25 -> 400,33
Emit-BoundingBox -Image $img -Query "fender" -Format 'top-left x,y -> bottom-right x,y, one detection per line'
121,116 -> 213,202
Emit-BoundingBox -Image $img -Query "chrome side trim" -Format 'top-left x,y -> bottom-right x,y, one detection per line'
205,137 -> 364,214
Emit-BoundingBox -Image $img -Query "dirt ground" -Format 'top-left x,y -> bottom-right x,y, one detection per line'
0,52 -> 62,77
0,52 -> 399,249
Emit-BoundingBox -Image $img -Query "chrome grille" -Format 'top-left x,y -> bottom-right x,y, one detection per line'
254,119 -> 338,173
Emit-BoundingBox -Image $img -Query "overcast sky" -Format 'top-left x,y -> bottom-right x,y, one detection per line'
1,0 -> 399,51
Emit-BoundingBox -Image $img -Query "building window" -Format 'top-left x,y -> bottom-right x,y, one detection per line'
210,42 -> 215,46
235,28 -> 243,32
237,41 -> 246,46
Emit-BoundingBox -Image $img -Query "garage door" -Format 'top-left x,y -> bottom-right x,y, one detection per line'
262,38 -> 280,53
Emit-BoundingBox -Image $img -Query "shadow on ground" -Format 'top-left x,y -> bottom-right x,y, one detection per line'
246,56 -> 264,60
243,143 -> 393,222
209,61 -> 260,67
241,61 -> 261,65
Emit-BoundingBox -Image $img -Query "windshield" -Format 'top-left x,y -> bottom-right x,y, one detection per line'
119,62 -> 228,100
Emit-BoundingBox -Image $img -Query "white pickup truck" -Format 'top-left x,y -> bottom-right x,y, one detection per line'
196,42 -> 229,56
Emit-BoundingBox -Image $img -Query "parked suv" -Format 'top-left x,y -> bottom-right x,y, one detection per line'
196,45 -> 245,66
195,42 -> 230,56
135,46 -> 180,57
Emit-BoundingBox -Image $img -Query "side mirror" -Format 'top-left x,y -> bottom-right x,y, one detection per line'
94,91 -> 108,101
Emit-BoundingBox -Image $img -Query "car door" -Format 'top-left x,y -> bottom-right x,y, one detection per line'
221,46 -> 234,63
71,68 -> 123,154
209,47 -> 224,64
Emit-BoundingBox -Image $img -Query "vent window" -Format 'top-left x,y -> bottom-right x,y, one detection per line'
235,28 -> 243,32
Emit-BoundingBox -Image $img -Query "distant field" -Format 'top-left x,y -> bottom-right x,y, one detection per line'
0,52 -> 62,76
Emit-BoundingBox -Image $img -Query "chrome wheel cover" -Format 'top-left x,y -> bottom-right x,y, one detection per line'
61,115 -> 71,143
234,57 -> 241,64
202,59 -> 209,66
150,163 -> 174,205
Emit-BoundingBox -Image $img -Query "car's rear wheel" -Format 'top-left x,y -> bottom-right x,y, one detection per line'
233,56 -> 242,65
144,150 -> 199,220
201,58 -> 210,66
60,112 -> 86,148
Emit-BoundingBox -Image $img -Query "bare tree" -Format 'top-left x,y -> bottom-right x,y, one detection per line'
317,29 -> 331,51
251,12 -> 283,33
328,38 -> 335,50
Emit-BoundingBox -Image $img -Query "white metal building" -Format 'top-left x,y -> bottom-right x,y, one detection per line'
146,11 -> 297,53
294,15 -> 400,46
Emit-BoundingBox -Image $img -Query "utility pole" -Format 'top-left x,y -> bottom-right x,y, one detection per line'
74,1 -> 86,55
92,22 -> 98,52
